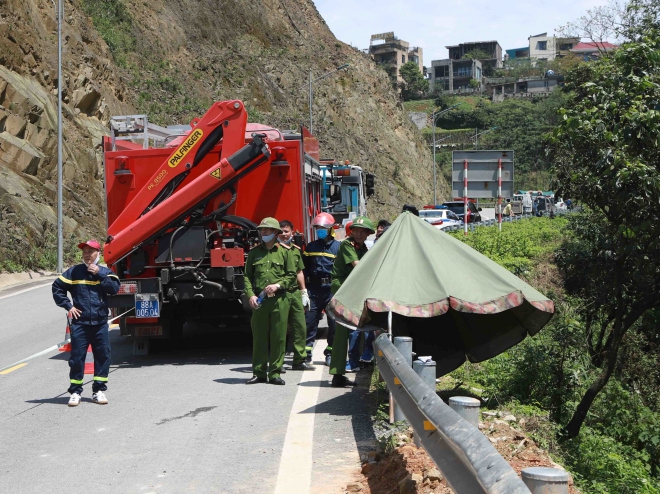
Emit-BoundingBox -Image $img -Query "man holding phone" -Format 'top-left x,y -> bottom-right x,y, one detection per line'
52,240 -> 120,406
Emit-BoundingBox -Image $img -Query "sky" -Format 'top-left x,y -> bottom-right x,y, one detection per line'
313,0 -> 610,62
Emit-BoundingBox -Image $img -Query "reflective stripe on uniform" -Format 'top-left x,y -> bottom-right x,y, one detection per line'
305,346 -> 313,351
107,274 -> 119,279
93,376 -> 108,382
325,346 -> 332,351
58,275 -> 101,286
70,378 -> 84,384
303,252 -> 336,258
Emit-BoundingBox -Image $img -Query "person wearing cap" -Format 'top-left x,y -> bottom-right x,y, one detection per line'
303,212 -> 341,366
243,218 -> 297,385
52,240 -> 120,407
278,219 -> 314,371
329,216 -> 375,387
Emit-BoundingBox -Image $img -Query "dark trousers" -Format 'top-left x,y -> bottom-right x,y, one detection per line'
68,321 -> 110,395
305,287 -> 335,356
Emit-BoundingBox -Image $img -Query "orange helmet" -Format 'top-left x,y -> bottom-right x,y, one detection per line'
312,212 -> 335,228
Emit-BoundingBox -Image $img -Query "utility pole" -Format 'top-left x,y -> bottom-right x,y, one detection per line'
56,0 -> 63,273
430,103 -> 460,204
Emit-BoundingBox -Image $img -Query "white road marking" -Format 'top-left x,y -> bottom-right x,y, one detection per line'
273,342 -> 326,494
0,281 -> 53,300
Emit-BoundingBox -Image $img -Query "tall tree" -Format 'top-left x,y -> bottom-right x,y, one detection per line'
548,26 -> 660,437
398,61 -> 428,101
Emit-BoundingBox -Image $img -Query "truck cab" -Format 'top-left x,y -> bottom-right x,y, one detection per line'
319,160 -> 375,226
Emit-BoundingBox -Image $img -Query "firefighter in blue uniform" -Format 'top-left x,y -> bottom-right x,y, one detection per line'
52,240 -> 120,407
303,213 -> 340,366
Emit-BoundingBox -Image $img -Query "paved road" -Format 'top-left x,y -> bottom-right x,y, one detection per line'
0,282 -> 375,494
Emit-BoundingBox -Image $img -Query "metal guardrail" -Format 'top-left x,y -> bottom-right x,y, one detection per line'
374,334 -> 572,493
374,334 -> 532,494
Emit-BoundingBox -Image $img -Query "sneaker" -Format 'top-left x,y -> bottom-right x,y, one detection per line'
92,391 -> 108,405
325,355 -> 332,366
68,393 -> 81,407
345,364 -> 360,373
305,354 -> 312,363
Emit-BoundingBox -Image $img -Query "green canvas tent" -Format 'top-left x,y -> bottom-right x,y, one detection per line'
327,212 -> 554,375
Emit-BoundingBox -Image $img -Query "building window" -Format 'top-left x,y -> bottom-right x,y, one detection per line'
536,41 -> 547,51
402,54 -> 406,63
434,66 -> 448,78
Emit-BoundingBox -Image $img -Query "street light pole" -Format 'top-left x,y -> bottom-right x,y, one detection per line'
430,103 -> 460,204
304,63 -> 350,135
56,0 -> 63,273
472,126 -> 497,150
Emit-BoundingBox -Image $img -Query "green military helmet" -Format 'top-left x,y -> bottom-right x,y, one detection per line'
256,217 -> 283,233
351,216 -> 375,233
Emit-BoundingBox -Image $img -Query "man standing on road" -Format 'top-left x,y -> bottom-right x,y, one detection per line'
329,216 -> 375,387
303,213 -> 340,367
52,240 -> 120,407
278,220 -> 315,371
244,218 -> 297,386
503,199 -> 512,218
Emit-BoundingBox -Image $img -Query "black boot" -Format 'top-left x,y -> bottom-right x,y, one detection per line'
246,376 -> 267,384
331,374 -> 355,387
291,362 -> 316,371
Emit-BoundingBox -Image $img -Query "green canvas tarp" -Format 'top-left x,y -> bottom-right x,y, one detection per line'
327,212 -> 555,375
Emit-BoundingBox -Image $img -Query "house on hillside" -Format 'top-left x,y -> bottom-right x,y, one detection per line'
429,58 -> 482,92
570,41 -> 618,60
446,40 -> 503,72
368,32 -> 424,83
528,33 -> 580,61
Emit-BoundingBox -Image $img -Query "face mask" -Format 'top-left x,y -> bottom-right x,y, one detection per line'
261,233 -> 276,242
279,237 -> 292,245
316,229 -> 328,240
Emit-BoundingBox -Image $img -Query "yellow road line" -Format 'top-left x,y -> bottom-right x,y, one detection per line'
0,363 -> 27,375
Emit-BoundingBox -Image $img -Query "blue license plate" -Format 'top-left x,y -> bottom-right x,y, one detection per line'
135,299 -> 160,318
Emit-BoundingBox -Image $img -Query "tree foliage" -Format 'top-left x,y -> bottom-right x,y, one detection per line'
548,27 -> 660,437
398,61 -> 428,101
462,49 -> 490,60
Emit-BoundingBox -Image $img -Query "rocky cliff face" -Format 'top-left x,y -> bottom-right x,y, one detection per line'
0,0 -> 448,269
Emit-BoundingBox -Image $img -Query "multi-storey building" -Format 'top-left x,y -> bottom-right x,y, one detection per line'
368,32 -> 424,83
528,33 -> 580,61
447,41 -> 503,70
430,58 -> 482,92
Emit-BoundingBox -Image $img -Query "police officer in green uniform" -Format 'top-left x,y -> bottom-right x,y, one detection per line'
278,220 -> 315,371
329,216 -> 375,387
244,218 -> 297,385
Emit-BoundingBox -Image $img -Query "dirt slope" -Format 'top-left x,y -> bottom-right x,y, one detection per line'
0,0 -> 446,267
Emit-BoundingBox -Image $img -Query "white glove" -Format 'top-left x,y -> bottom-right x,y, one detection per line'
301,289 -> 310,311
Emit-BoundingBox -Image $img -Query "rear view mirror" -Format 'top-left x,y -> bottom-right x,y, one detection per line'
478,207 -> 482,211
365,173 -> 376,197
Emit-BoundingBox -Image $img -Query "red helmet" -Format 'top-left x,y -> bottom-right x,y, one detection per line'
312,212 -> 335,228
345,221 -> 352,237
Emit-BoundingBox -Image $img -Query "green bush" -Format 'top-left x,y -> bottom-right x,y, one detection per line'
81,0 -> 136,66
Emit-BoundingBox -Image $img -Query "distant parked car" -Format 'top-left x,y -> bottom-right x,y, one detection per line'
442,201 -> 482,223
419,207 -> 463,230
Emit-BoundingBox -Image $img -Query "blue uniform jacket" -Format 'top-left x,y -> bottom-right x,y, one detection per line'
52,264 -> 121,325
303,238 -> 340,287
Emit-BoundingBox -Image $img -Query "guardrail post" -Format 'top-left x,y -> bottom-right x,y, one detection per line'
413,358 -> 436,447
448,396 -> 481,428
521,467 -> 570,493
391,336 -> 413,423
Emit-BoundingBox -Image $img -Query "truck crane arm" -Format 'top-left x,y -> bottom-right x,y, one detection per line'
108,100 -> 249,236
104,133 -> 271,266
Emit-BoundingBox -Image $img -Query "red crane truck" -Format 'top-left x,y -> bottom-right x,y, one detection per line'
103,100 -> 325,353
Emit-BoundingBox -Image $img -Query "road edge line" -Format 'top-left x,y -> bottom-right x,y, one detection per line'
273,342 -> 326,494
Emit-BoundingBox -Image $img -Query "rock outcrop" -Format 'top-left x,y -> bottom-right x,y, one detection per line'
0,0 -> 449,269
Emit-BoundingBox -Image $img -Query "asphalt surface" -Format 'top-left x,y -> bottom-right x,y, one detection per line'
0,281 -> 376,494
